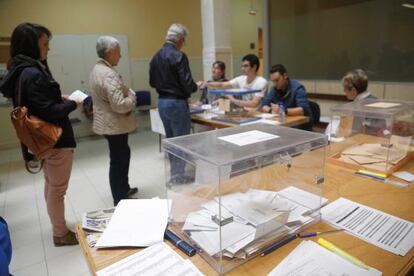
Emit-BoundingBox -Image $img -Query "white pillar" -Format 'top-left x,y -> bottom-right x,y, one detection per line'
262,0 -> 270,79
200,0 -> 233,81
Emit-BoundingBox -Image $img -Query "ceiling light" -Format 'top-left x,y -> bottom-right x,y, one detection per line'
249,0 -> 257,15
402,3 -> 414,9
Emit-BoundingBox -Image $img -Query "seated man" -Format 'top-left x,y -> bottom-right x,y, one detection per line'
202,54 -> 268,109
261,64 -> 313,129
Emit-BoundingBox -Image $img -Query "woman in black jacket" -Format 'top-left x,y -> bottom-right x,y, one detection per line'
0,23 -> 82,246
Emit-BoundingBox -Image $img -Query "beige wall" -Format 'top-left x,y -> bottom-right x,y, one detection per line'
0,0 -> 203,58
0,0 -> 262,60
230,0 -> 263,56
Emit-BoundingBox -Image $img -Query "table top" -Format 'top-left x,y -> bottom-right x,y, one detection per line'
191,113 -> 309,129
76,134 -> 414,276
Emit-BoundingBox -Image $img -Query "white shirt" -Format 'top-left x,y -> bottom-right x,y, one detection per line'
229,75 -> 268,101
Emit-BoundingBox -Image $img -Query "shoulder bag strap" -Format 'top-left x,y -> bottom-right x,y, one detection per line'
15,75 -> 43,173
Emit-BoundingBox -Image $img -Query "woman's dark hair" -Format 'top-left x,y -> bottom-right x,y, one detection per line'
212,60 -> 226,79
10,23 -> 51,60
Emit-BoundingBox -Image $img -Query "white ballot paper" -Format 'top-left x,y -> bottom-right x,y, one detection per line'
68,90 -> 88,102
184,187 -> 328,257
218,130 -> 279,146
97,242 -> 203,276
267,240 -> 381,276
255,113 -> 277,119
364,102 -> 401,108
393,171 -> 414,182
322,197 -> 414,256
240,119 -> 281,126
96,199 -> 170,248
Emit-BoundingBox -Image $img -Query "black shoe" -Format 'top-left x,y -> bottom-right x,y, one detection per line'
127,187 -> 138,197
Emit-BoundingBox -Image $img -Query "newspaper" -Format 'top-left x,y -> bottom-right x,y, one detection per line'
86,233 -> 102,248
82,207 -> 115,232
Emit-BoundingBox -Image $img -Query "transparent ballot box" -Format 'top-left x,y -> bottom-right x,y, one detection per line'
328,99 -> 414,176
206,88 -> 262,125
162,124 -> 328,273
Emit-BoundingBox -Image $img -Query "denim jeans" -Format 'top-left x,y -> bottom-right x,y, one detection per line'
104,133 -> 131,205
158,98 -> 191,179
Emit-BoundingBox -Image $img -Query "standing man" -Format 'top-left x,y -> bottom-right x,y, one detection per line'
202,54 -> 268,109
90,36 -> 138,205
261,64 -> 313,129
150,23 -> 201,184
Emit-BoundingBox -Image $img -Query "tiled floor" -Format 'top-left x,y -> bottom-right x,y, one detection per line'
0,113 -> 166,276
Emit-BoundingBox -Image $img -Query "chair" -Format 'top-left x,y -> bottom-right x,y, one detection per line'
135,90 -> 151,111
309,100 -> 328,132
309,100 -> 320,124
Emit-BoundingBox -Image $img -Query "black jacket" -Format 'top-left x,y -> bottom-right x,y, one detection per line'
149,42 -> 198,99
0,55 -> 77,148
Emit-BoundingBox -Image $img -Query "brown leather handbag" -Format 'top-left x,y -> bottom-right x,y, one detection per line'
10,77 -> 62,161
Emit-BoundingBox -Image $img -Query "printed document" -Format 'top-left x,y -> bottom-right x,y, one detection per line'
268,240 -> 381,276
97,242 -> 203,276
322,197 -> 414,256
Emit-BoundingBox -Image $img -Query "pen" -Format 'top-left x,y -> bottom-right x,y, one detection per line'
358,169 -> 387,179
260,233 -> 297,257
164,229 -> 196,257
297,229 -> 344,238
317,238 -> 370,270
354,172 -> 385,181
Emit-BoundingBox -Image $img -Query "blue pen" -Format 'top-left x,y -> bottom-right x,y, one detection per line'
260,233 -> 297,256
164,229 -> 196,257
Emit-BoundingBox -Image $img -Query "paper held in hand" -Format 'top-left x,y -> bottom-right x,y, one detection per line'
68,90 -> 88,102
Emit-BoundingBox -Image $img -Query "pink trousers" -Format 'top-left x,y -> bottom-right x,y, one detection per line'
42,148 -> 73,237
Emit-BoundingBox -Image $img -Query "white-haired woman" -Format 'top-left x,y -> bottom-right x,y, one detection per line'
89,36 -> 138,205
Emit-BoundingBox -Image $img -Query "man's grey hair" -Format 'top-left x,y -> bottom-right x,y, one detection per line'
165,23 -> 189,43
96,36 -> 119,58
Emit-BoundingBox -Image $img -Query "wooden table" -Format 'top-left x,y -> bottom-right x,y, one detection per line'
76,136 -> 414,276
191,113 -> 309,129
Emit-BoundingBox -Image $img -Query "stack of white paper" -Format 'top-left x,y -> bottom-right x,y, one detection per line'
183,187 -> 328,258
96,199 -> 170,248
268,240 -> 381,276
97,242 -> 203,276
322,197 -> 414,256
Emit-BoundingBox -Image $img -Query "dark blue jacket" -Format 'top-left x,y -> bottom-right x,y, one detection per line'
262,78 -> 313,124
149,43 -> 198,99
0,217 -> 11,276
0,55 -> 77,148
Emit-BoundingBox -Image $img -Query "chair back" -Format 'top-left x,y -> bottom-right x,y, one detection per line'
309,100 -> 320,123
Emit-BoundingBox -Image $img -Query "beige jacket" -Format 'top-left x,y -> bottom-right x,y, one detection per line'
89,59 -> 137,135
